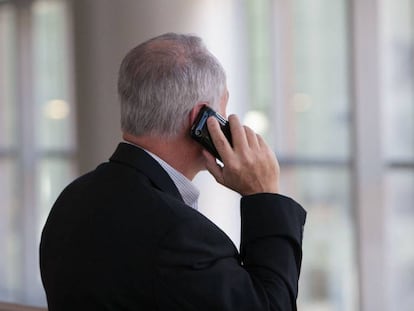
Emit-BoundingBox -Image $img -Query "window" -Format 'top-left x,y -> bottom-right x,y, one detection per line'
381,0 -> 414,310
246,0 -> 357,310
0,0 -> 76,306
244,1 -> 414,311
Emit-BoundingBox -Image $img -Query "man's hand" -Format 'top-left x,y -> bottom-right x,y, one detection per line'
203,115 -> 280,196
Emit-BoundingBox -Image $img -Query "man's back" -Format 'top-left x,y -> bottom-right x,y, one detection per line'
40,143 -> 239,310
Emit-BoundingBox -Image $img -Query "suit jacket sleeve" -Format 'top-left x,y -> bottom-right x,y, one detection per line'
155,193 -> 306,311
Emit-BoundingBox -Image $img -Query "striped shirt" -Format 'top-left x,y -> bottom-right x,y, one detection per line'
124,142 -> 200,210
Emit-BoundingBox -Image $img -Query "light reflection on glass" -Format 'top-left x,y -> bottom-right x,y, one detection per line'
36,158 -> 77,243
43,99 -> 70,120
243,110 -> 269,136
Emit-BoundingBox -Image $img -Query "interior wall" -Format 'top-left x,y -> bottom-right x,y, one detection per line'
72,0 -> 248,173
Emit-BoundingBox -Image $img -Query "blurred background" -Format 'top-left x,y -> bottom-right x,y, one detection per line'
0,0 -> 413,310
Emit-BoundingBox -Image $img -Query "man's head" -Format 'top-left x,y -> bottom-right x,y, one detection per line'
118,33 -> 227,138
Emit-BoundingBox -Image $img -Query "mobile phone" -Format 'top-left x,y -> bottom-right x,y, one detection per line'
190,106 -> 232,161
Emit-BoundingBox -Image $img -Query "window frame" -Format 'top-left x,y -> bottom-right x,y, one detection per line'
0,0 -> 76,306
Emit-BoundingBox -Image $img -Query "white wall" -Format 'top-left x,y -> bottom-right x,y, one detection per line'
72,0 -> 248,245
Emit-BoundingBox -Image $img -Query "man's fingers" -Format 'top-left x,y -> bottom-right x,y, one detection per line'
227,115 -> 248,150
207,117 -> 232,160
205,113 -> 280,195
244,126 -> 259,149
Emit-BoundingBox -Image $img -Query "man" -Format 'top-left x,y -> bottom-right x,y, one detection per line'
40,33 -> 306,310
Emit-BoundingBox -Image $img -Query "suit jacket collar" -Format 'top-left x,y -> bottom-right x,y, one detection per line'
109,142 -> 183,202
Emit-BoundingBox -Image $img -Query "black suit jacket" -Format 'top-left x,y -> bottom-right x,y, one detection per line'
40,143 -> 306,310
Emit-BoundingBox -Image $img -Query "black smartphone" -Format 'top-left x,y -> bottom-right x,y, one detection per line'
190,106 -> 232,161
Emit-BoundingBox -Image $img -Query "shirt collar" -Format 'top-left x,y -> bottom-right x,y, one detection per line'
124,141 -> 200,210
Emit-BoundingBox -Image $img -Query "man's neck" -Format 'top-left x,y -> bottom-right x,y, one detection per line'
122,132 -> 204,180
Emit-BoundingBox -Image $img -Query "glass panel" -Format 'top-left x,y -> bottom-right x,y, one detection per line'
24,158 -> 77,306
285,0 -> 350,159
385,170 -> 414,311
32,0 -> 75,150
381,0 -> 414,161
0,3 -> 17,148
280,167 -> 358,311
36,158 -> 77,238
246,2 -> 355,309
244,0 -> 273,143
0,159 -> 22,303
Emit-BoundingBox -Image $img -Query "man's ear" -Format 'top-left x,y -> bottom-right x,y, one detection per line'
189,102 -> 208,126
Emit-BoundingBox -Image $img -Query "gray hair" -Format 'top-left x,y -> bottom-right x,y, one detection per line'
118,33 -> 227,137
